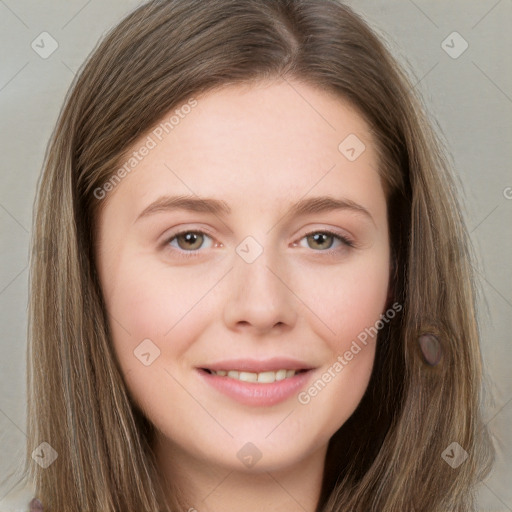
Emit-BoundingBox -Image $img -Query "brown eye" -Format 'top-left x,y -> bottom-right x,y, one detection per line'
164,230 -> 215,258
174,231 -> 205,251
299,230 -> 354,252
306,232 -> 336,250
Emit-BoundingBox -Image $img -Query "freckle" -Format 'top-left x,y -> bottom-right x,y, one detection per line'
418,333 -> 442,366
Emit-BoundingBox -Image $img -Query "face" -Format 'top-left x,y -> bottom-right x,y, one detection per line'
94,79 -> 390,475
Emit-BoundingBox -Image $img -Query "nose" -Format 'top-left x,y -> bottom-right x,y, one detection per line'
222,245 -> 298,336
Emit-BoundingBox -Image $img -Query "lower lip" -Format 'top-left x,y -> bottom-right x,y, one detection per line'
197,369 -> 314,407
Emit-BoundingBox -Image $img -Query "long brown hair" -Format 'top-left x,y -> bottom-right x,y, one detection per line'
17,0 -> 495,510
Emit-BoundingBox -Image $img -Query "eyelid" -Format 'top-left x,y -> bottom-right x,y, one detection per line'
160,224 -> 215,243
300,228 -> 355,248
161,228 -> 217,256
299,222 -> 355,242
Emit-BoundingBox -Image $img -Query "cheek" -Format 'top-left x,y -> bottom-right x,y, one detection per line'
292,251 -> 390,411
101,258 -> 221,423
296,250 -> 390,353
102,255 -> 221,374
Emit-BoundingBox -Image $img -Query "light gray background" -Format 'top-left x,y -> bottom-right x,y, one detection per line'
0,0 -> 511,510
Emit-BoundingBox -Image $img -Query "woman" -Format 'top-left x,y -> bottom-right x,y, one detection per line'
8,0 -> 496,510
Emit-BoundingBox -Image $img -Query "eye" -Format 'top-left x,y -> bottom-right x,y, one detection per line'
164,230 -> 215,258
163,228 -> 355,259
296,230 -> 354,253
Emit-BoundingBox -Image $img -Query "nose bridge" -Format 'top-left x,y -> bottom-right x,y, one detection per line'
222,235 -> 297,333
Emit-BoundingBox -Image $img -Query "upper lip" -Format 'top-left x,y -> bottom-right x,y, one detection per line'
199,357 -> 316,373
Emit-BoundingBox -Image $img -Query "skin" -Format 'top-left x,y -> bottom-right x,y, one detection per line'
94,79 -> 391,512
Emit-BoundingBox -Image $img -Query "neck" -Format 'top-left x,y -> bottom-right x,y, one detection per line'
153,435 -> 327,512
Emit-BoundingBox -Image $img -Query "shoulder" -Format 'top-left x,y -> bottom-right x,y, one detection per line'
0,479 -> 38,512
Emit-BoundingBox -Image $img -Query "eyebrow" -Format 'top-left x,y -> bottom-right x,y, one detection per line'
135,194 -> 375,226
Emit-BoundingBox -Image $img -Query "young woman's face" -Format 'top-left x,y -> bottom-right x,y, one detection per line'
95,80 -> 390,475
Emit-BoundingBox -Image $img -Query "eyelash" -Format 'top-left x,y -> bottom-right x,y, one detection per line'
163,229 -> 355,259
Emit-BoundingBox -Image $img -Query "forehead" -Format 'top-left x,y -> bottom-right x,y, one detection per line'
102,80 -> 385,223
165,80 -> 375,171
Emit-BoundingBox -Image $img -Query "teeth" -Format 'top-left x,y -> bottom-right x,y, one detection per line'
275,369 -> 287,381
239,371 -> 258,382
257,371 -> 277,383
209,368 -> 301,383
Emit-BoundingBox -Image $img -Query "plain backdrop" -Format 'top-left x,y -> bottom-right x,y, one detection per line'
0,0 -> 511,510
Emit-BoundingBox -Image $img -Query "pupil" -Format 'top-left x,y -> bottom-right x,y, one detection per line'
311,233 -> 331,249
180,232 -> 201,250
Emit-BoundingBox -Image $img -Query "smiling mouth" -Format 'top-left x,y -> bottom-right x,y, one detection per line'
199,368 -> 310,383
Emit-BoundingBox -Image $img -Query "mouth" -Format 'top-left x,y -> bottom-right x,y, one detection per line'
197,364 -> 315,406
196,357 -> 316,405
199,367 -> 311,383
